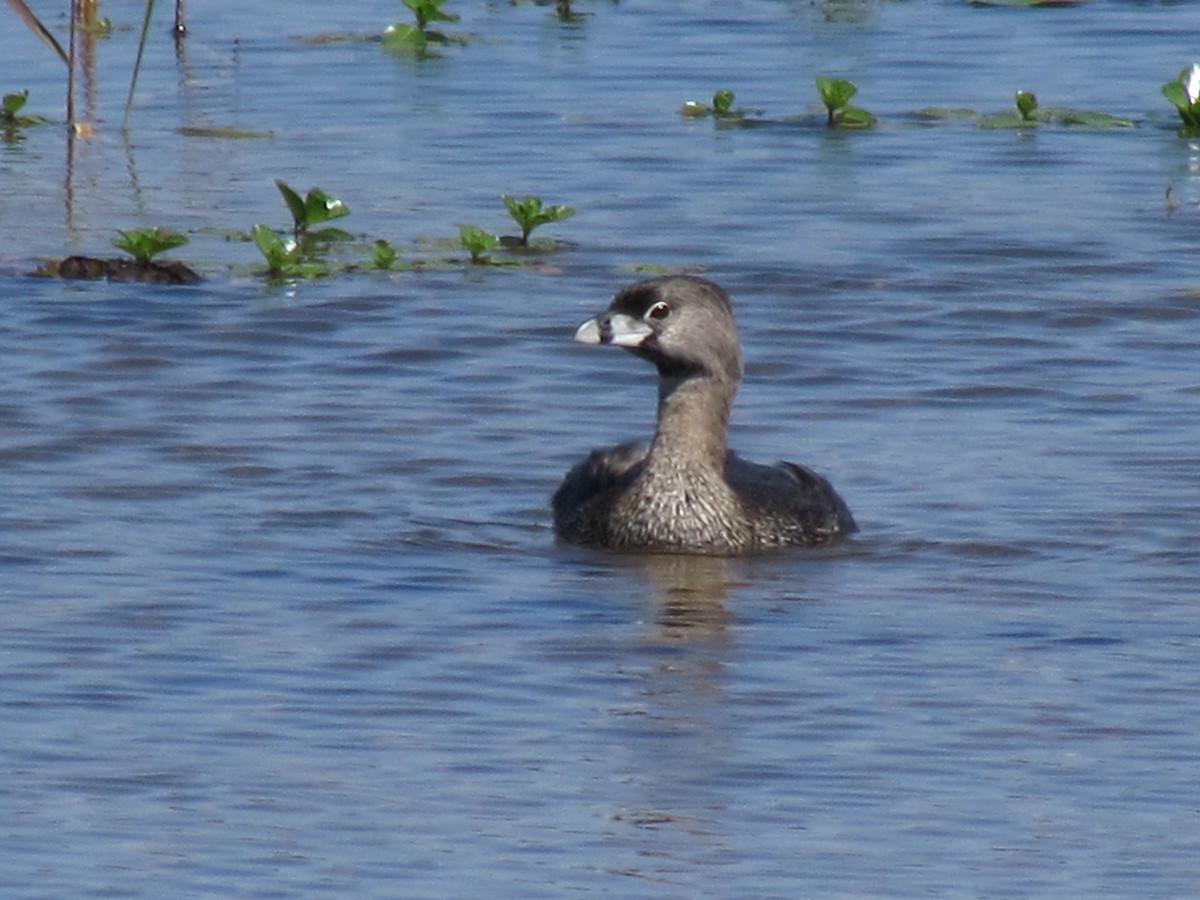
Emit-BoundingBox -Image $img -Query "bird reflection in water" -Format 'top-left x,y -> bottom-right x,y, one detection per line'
626,553 -> 738,642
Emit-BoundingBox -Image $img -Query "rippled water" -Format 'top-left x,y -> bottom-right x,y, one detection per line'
3,1 -> 1200,897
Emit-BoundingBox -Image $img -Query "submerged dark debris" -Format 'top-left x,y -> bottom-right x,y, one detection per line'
40,256 -> 201,285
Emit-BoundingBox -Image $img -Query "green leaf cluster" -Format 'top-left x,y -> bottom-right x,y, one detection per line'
815,76 -> 875,129
404,0 -> 458,31
1162,64 -> 1200,133
250,225 -> 329,280
383,0 -> 459,52
976,91 -> 1134,130
247,181 -> 354,279
371,239 -> 399,270
679,80 -> 1138,132
712,90 -> 735,115
500,194 -> 575,246
1015,90 -> 1038,122
243,181 -> 576,279
458,225 -> 501,263
2,90 -> 29,123
382,24 -> 425,50
275,179 -> 351,240
1,90 -> 47,128
679,89 -> 758,122
112,227 -> 188,263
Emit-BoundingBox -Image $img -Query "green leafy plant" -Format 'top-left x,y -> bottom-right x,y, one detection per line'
250,224 -> 329,280
251,224 -> 298,276
458,225 -> 501,263
405,0 -> 458,31
1163,63 -> 1200,133
112,227 -> 188,263
500,194 -> 575,246
244,181 -> 354,279
1,90 -> 47,128
2,90 -> 29,123
275,180 -> 351,241
1015,89 -> 1038,122
712,89 -> 735,115
371,239 -> 399,270
43,224 -> 198,284
977,90 -> 1134,129
976,90 -> 1048,127
382,23 -> 427,49
815,76 -> 875,128
679,89 -> 759,121
383,0 -> 459,50
1056,109 -> 1135,129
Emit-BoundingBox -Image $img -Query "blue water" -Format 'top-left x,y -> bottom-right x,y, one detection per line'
2,1 -> 1200,896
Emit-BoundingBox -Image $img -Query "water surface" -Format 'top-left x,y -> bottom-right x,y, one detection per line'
2,1 -> 1200,897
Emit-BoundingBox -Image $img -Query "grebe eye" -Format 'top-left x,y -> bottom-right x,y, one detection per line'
646,301 -> 670,320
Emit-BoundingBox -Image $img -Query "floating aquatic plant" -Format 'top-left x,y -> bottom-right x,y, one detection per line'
978,90 -> 1040,128
679,89 -> 760,122
976,90 -> 1134,129
404,0 -> 459,32
1054,109 -> 1136,129
383,0 -> 460,51
250,224 -> 329,280
500,194 -> 575,246
1015,90 -> 1038,122
371,239 -> 399,270
1162,64 -> 1200,133
38,226 -> 199,285
1,90 -> 47,130
177,125 -> 274,139
112,227 -> 188,263
275,180 -> 352,242
815,76 -> 874,128
382,23 -> 427,50
680,89 -> 736,118
458,225 -> 501,263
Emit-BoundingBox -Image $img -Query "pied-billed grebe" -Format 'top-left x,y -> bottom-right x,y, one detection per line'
552,275 -> 856,555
